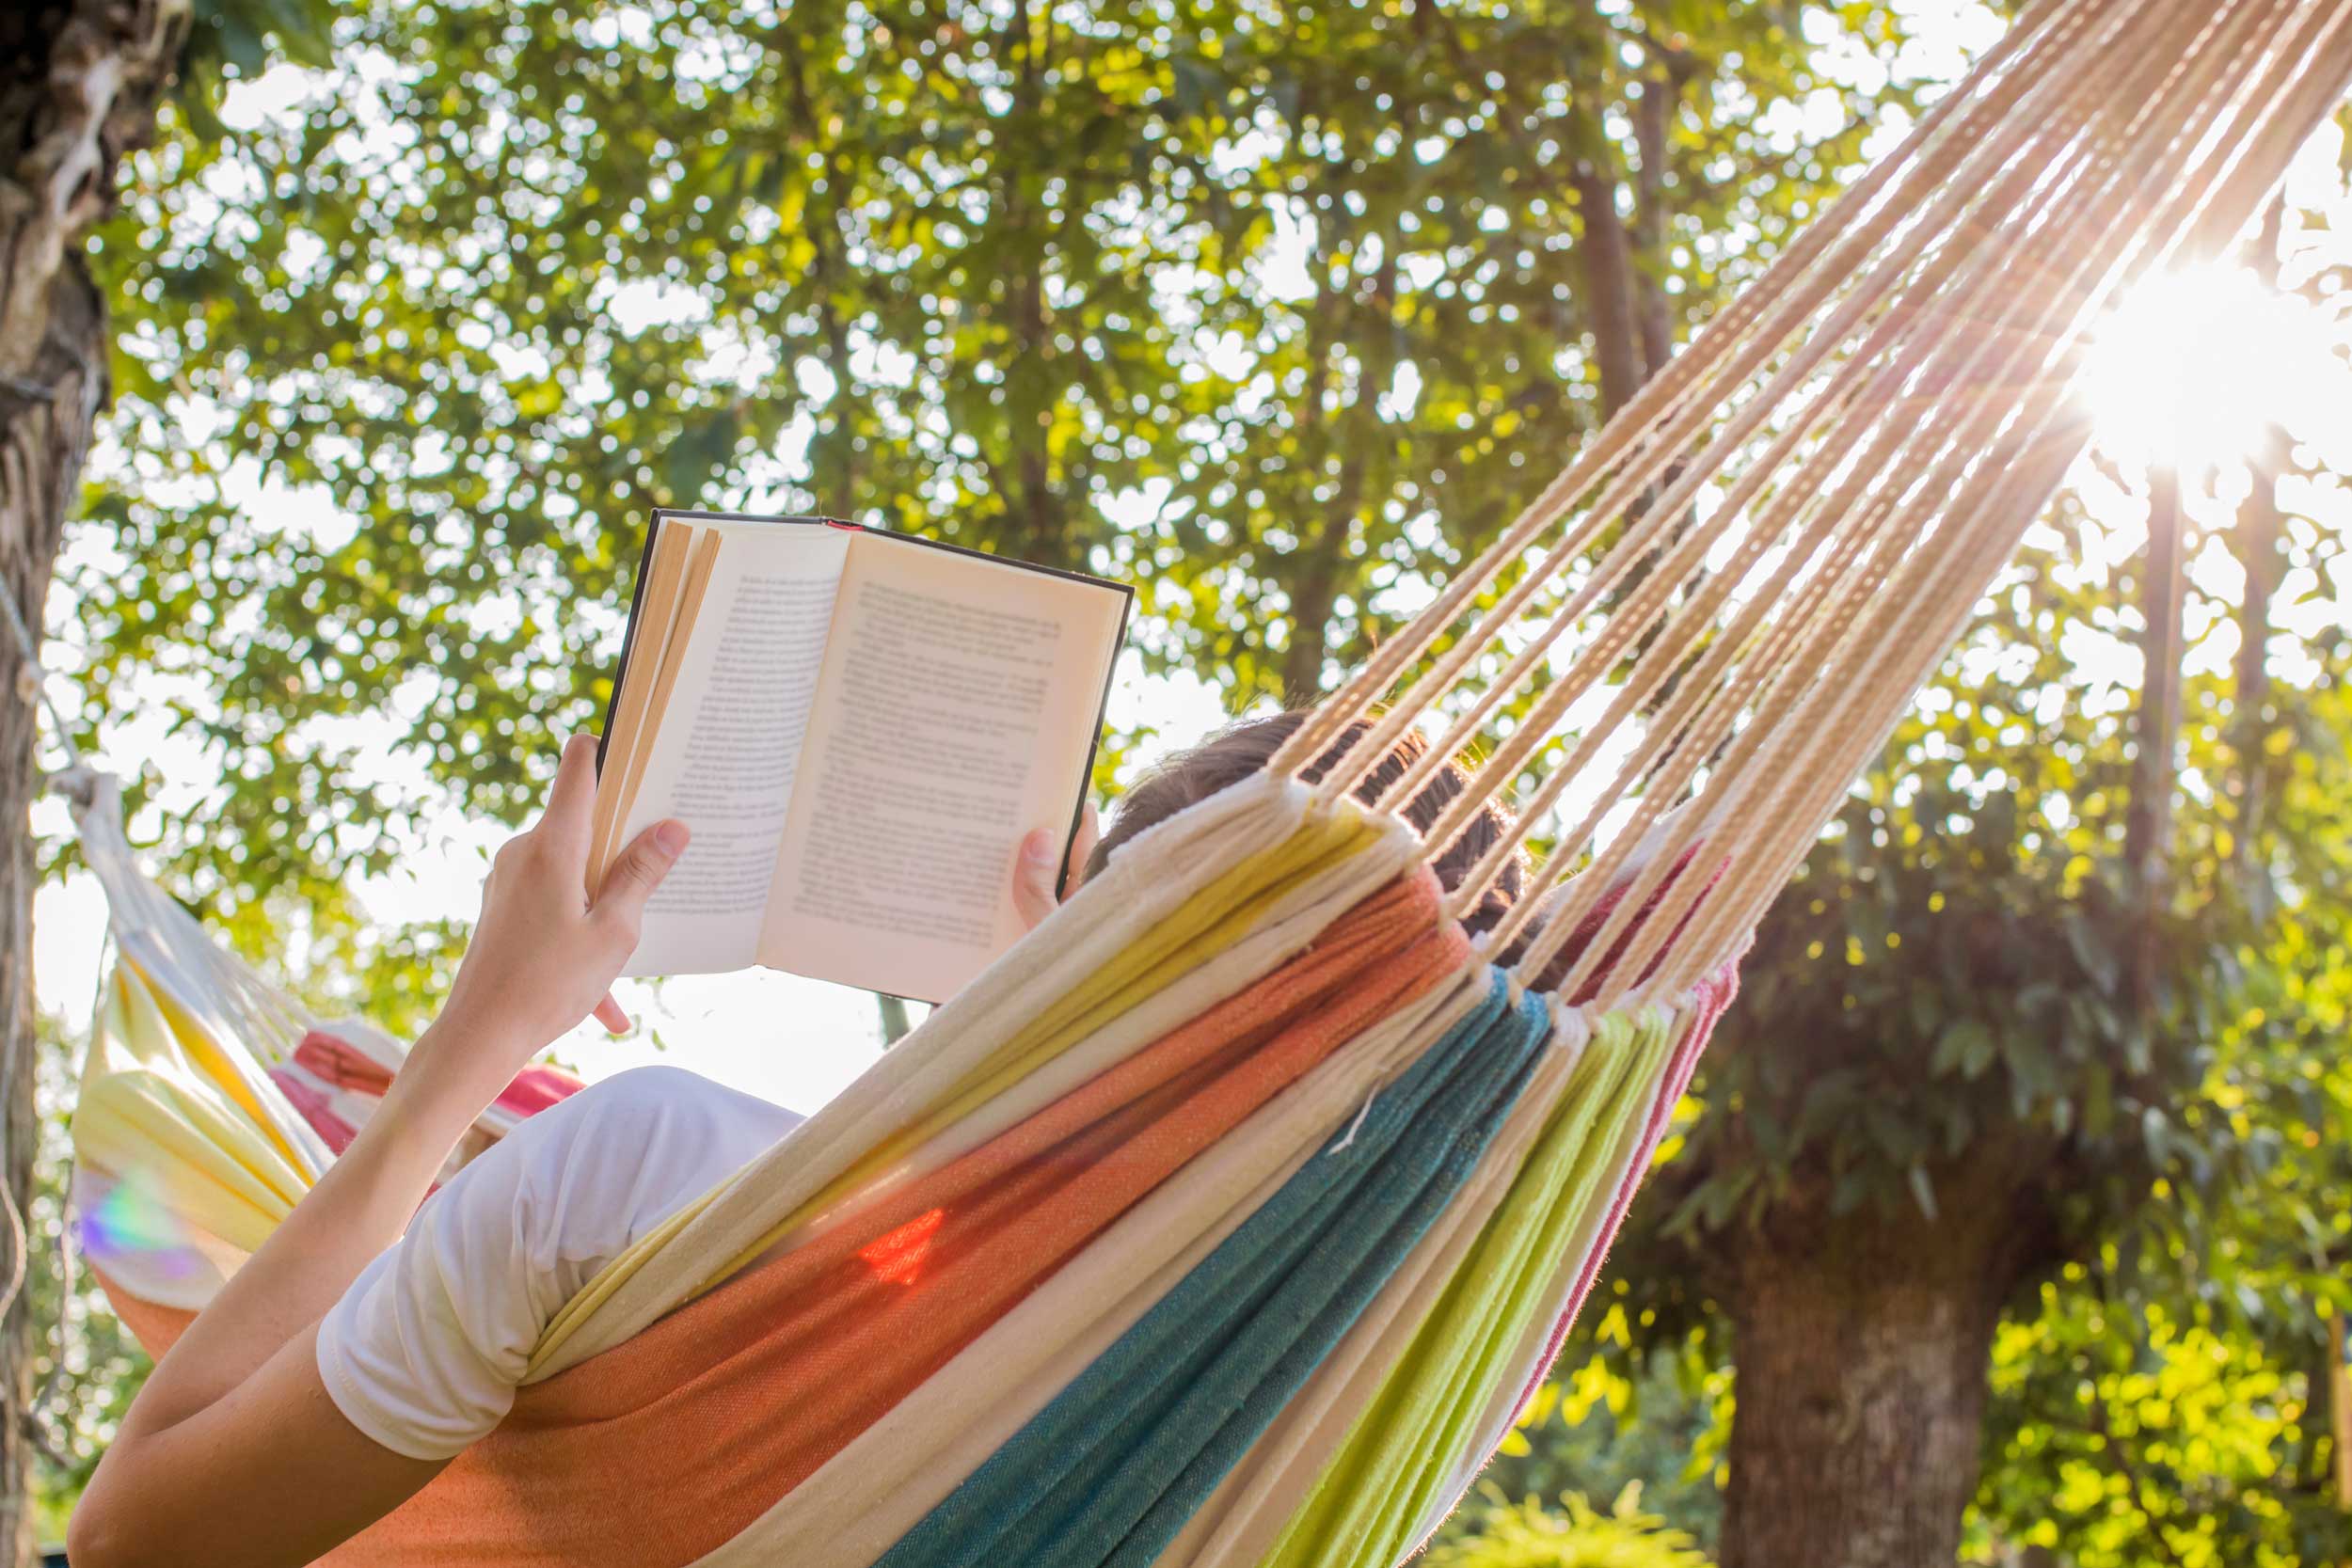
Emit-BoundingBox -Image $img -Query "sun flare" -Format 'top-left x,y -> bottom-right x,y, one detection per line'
2077,261 -> 2339,475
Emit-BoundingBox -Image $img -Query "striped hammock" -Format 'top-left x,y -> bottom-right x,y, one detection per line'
67,3 -> 2352,1563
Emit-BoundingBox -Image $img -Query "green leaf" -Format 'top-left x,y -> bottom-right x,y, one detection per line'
1906,1162 -> 1938,1222
1932,1018 -> 1996,1079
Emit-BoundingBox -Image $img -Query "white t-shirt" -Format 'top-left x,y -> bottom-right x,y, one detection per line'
314,1065 -> 803,1460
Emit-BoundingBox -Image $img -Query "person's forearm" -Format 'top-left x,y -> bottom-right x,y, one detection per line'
118,1017 -> 516,1437
73,740 -> 690,1568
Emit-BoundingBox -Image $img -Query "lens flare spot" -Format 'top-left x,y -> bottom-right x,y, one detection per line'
78,1167 -> 206,1282
857,1207 -> 946,1288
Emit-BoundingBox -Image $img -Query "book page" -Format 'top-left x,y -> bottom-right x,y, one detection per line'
759,533 -> 1129,1002
588,520 -> 693,887
615,523 -> 854,976
596,526 -> 723,884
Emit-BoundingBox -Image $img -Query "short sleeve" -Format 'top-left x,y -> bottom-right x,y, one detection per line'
315,1065 -> 802,1460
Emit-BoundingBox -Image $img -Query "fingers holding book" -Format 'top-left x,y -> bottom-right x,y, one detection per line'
1013,802 -> 1100,932
434,737 -> 691,1103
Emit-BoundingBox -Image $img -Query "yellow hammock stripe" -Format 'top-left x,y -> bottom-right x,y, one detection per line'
1257,1004 -> 1678,1568
96,966 -> 312,1206
73,966 -> 315,1257
73,1076 -> 296,1255
126,958 -> 321,1180
527,804 -> 1386,1374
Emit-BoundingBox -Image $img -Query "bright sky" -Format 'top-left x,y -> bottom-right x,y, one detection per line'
27,5 -> 2352,1117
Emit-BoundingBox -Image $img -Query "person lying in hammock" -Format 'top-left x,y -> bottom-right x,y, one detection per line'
69,710 -> 1523,1568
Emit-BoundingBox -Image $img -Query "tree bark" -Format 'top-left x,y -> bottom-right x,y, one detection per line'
1720,1192 -> 2016,1568
1570,162 -> 1645,421
2,2 -> 189,1556
0,223 -> 98,1568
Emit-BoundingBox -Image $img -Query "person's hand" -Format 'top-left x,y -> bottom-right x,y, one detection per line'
1012,802 -> 1100,930
425,735 -> 689,1100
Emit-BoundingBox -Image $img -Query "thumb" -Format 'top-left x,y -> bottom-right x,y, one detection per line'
596,819 -> 690,927
1010,828 -> 1060,931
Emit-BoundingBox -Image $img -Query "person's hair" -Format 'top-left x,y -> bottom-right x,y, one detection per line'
1082,709 -> 1526,935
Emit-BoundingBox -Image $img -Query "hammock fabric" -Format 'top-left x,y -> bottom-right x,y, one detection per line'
68,773 -> 588,1345
65,3 -> 2352,1564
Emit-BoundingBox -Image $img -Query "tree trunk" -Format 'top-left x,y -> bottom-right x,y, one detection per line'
1570,164 -> 1645,421
2,2 -> 189,1556
1279,443 -> 1363,705
0,217 -> 101,1568
1630,74 -> 1677,384
775,33 -> 862,507
1280,552 -> 1342,705
2122,467 -> 2184,1017
2331,1308 -> 2351,1508
1720,1199 -> 2013,1568
2232,422 -> 2286,892
2232,198 -> 2289,882
1275,185 -> 1356,706
1001,0 -> 1073,574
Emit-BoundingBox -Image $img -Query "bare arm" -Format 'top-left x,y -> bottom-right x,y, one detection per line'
69,735 -> 688,1568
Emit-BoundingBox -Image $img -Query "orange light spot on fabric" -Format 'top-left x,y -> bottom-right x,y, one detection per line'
858,1207 -> 946,1287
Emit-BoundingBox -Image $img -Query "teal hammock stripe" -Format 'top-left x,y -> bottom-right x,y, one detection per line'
874,968 -> 1553,1568
1261,1006 -> 1680,1568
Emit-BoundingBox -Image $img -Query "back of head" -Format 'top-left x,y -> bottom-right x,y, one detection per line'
1082,709 -> 1525,936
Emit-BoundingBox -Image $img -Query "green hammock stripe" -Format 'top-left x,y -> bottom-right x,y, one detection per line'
1259,1004 -> 1679,1568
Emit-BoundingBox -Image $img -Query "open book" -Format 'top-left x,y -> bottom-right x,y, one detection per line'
589,511 -> 1131,1003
